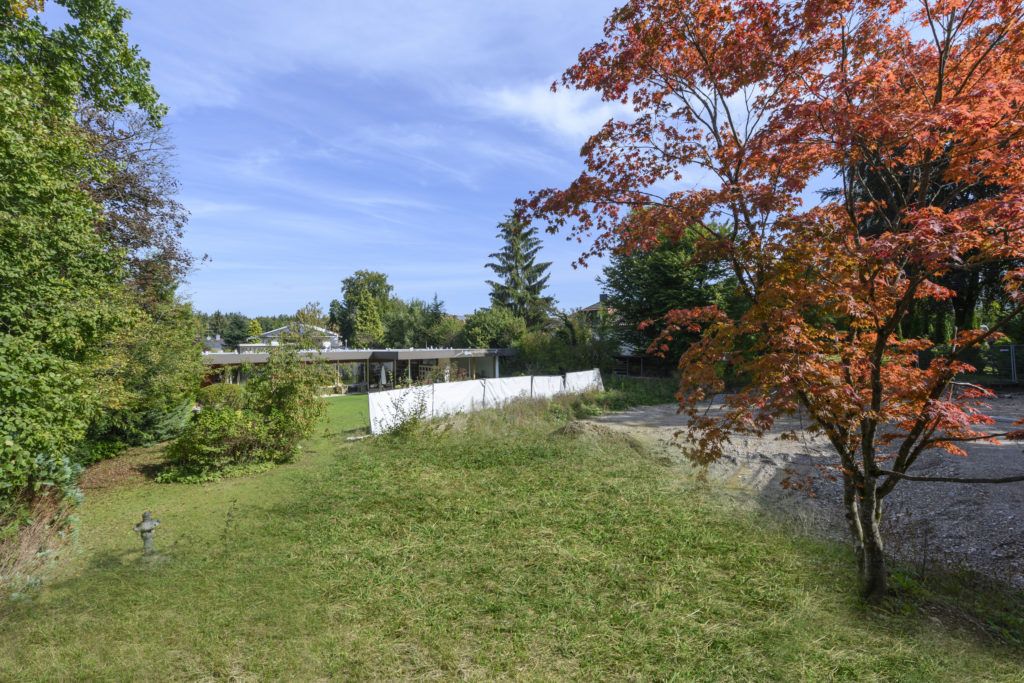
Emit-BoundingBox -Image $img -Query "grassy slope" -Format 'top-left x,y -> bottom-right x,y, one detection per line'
1,393 -> 1022,680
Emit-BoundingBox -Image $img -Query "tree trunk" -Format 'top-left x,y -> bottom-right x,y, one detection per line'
844,474 -> 888,601
856,510 -> 888,601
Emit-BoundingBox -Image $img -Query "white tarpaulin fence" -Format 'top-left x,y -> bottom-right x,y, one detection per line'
368,369 -> 604,434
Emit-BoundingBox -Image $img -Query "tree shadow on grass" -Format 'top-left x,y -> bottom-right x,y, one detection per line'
741,461 -> 1024,653
884,563 -> 1024,652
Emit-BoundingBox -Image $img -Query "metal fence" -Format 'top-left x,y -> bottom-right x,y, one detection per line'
919,344 -> 1022,384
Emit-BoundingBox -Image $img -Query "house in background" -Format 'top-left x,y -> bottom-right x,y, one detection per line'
236,324 -> 345,353
201,334 -> 226,352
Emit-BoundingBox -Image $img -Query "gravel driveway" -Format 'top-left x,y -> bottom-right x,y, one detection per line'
590,393 -> 1024,588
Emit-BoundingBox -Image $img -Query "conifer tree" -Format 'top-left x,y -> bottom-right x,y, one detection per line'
485,217 -> 555,329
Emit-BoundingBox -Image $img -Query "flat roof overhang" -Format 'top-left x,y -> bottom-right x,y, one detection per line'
202,348 -> 515,367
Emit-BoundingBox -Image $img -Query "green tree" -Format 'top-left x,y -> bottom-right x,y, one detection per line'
79,105 -> 194,304
78,300 -> 203,463
327,299 -> 346,336
0,0 -> 162,513
0,0 -> 163,121
383,297 -> 449,348
426,316 -> 465,348
76,104 -> 203,462
601,226 -> 743,358
247,318 -> 263,341
207,310 -> 226,337
485,217 -> 555,328
221,313 -> 249,350
462,307 -> 526,349
512,309 -> 620,375
331,270 -> 393,342
352,290 -> 385,347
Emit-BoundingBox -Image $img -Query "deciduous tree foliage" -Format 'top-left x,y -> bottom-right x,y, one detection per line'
521,0 -> 1024,600
1,0 -> 163,511
352,289 -> 385,348
462,307 -> 526,349
383,296 -> 447,348
78,106 -> 194,304
329,270 -> 393,343
74,102 -> 202,461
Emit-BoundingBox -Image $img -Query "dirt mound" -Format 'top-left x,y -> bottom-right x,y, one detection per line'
552,420 -> 646,452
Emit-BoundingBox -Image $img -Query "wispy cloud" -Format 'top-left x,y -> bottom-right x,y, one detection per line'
128,1 -> 616,112
469,83 -> 633,144
183,199 -> 258,217
115,0 -> 626,315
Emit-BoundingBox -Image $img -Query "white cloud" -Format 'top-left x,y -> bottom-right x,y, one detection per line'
183,199 -> 257,217
470,83 -> 633,144
316,123 -> 575,190
124,1 -> 619,112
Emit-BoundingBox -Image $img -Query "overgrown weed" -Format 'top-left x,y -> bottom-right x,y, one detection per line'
0,491 -> 77,599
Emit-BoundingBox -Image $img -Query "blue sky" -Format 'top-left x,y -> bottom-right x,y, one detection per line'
107,1 -> 628,317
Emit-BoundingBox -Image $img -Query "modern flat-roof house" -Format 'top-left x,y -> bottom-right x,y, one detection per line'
203,346 -> 516,393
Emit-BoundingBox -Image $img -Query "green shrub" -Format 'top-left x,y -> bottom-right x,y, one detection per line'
76,301 -> 204,462
243,347 -> 327,452
199,383 -> 245,410
161,346 -> 327,482
0,335 -> 90,512
163,409 -> 271,476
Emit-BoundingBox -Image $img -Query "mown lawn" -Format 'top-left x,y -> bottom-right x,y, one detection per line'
321,393 -> 370,437
1,395 -> 1021,680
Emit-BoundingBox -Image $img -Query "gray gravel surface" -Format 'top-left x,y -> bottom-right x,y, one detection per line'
590,395 -> 1024,588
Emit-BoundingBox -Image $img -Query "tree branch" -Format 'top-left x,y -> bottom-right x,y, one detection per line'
878,469 -> 1024,484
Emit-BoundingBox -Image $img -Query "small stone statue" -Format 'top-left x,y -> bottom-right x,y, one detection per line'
134,511 -> 160,555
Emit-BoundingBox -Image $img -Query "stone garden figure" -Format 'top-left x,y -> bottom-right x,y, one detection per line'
134,511 -> 160,555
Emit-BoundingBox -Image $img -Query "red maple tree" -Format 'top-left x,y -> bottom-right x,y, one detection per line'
521,0 -> 1024,599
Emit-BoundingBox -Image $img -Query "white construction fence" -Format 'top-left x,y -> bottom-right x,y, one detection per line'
368,369 -> 604,434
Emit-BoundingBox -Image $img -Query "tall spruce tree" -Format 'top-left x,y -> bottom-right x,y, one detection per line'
485,217 -> 555,329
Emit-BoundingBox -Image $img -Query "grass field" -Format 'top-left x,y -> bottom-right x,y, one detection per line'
321,393 -> 370,437
1,392 -> 1022,679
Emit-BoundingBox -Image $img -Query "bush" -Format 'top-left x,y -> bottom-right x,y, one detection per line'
462,307 -> 526,348
199,383 -> 245,410
0,335 -> 90,513
76,301 -> 204,462
163,409 -> 272,476
161,346 -> 327,482
244,347 -> 328,451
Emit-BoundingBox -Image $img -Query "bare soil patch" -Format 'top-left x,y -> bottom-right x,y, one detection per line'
590,392 -> 1024,589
